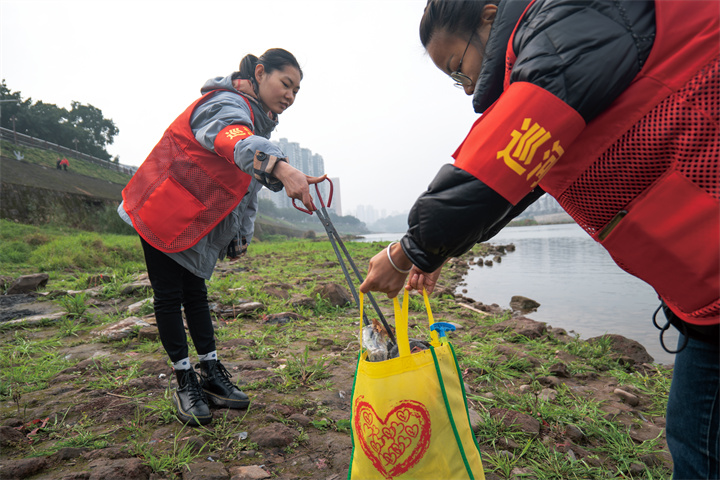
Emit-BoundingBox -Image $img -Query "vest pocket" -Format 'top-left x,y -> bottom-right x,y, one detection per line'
138,176 -> 207,247
598,171 -> 719,316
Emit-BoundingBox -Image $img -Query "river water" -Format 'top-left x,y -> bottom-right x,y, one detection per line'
358,225 -> 677,365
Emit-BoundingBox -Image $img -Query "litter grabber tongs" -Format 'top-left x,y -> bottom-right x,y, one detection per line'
293,178 -> 397,347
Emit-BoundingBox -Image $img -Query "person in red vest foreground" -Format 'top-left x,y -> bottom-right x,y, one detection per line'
119,48 -> 326,426
359,1 -> 718,478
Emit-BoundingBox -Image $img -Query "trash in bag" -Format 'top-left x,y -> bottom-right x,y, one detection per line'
387,338 -> 431,359
361,325 -> 388,362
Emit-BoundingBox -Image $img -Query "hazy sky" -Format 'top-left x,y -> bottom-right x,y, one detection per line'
1,0 -> 481,215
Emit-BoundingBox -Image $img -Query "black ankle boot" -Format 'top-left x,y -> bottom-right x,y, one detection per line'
173,368 -> 212,426
197,360 -> 250,409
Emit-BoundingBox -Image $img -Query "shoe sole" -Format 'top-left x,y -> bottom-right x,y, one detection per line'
204,390 -> 250,409
172,391 -> 212,426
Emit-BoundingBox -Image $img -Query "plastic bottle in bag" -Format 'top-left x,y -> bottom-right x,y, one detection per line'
361,325 -> 388,362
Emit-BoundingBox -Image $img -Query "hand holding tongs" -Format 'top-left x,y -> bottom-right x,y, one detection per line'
294,178 -> 396,345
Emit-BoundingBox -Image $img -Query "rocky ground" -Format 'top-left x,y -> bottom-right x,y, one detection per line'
0,245 -> 673,480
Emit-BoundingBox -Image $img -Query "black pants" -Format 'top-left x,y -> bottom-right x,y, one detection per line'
140,237 -> 215,362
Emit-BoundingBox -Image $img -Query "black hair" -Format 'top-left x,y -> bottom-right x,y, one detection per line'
237,48 -> 303,81
419,0 -> 497,47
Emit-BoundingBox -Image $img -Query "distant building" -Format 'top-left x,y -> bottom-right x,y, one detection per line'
263,138 -> 331,211
328,177 -> 342,216
353,204 -> 390,225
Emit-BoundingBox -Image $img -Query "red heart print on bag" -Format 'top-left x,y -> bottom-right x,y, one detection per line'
354,397 -> 431,478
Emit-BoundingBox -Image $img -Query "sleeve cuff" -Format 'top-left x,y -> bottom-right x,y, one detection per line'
253,151 -> 287,192
400,235 -> 447,273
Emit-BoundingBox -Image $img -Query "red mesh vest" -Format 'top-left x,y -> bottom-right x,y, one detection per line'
503,1 -> 719,325
122,90 -> 253,253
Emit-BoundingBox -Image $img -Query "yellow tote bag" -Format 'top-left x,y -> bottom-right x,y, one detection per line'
348,290 -> 485,480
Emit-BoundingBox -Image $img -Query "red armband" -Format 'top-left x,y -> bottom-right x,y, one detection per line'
214,124 -> 254,162
453,82 -> 585,205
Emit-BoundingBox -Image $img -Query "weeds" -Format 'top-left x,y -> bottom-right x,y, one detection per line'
129,424 -> 203,476
0,229 -> 675,479
277,345 -> 333,391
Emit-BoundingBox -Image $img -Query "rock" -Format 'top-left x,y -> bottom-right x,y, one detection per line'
613,388 -> 640,407
262,312 -> 304,325
183,436 -> 207,453
628,463 -> 646,476
235,302 -> 265,315
629,423 -> 664,443
183,461 -> 229,480
120,280 -> 152,296
86,457 -> 151,480
490,316 -> 547,339
235,360 -> 272,371
494,344 -> 541,367
509,295 -> 540,314
288,413 -> 311,427
639,453 -> 663,468
3,311 -> 65,327
588,334 -> 654,365
289,293 -> 315,308
565,425 -> 587,444
137,325 -> 159,341
0,457 -> 47,479
537,376 -> 562,387
251,423 -> 298,448
265,403 -> 295,416
491,408 -> 540,436
59,472 -> 91,480
549,362 -> 570,378
313,283 -> 353,307
229,465 -> 271,480
127,298 -> 153,314
50,447 -> 88,461
539,388 -> 556,401
3,418 -> 23,428
262,285 -> 290,300
0,425 -> 26,447
468,408 -> 483,433
92,316 -> 150,341
7,273 -> 49,294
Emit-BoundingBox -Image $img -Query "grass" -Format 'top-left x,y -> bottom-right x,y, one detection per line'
0,218 -> 144,282
1,139 -> 132,185
0,220 -> 675,479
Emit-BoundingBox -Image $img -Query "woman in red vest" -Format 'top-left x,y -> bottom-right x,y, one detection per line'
119,48 -> 326,426
360,1 -> 718,478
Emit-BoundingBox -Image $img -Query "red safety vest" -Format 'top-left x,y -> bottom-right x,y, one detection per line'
454,1 -> 719,325
122,90 -> 254,253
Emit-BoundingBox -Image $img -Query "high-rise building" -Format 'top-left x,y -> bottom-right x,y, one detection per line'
262,138 -> 332,211
328,177 -> 342,216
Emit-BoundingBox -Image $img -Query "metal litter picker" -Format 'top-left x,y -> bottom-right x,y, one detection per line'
293,178 -> 396,347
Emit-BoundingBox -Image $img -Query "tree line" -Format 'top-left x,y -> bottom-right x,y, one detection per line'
0,80 -> 118,161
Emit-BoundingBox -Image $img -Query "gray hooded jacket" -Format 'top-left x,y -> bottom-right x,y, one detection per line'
118,74 -> 287,279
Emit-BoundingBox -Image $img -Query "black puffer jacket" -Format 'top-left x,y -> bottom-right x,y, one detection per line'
402,0 -> 656,272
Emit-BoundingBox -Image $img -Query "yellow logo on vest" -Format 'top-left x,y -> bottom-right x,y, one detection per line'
224,125 -> 253,140
497,117 -> 565,188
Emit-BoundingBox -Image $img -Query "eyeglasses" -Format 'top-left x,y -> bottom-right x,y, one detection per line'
450,31 -> 475,88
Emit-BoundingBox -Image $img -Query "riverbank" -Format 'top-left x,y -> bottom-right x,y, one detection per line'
0,237 -> 673,479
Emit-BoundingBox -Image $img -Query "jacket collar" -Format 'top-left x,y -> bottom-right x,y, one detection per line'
232,78 -> 279,138
472,0 -> 532,113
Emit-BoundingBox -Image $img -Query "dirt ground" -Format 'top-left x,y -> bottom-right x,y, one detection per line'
0,256 -> 673,480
